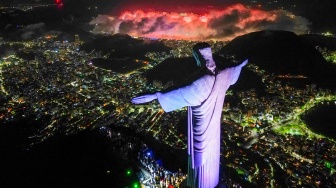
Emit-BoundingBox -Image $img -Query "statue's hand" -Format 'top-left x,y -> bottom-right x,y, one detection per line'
240,59 -> 248,67
131,94 -> 157,104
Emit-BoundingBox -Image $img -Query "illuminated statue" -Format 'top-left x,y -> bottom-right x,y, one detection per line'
131,43 -> 247,188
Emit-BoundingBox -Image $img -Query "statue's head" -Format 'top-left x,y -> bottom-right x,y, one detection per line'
192,42 -> 216,74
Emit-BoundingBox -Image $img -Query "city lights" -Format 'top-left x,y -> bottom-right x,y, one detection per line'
0,0 -> 336,187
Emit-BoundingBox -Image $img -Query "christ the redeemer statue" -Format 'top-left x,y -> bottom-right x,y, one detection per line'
131,42 -> 247,188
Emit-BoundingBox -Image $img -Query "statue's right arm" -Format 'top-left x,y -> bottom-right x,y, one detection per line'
156,75 -> 214,112
131,75 -> 214,112
131,93 -> 158,104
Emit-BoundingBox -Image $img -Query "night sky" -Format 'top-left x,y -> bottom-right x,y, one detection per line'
1,0 -> 335,42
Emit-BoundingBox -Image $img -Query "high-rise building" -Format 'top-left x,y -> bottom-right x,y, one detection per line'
74,34 -> 81,48
75,34 -> 80,43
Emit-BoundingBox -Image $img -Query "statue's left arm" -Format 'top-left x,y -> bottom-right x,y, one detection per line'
228,59 -> 248,85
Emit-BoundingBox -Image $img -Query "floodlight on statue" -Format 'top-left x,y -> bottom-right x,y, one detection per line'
131,42 -> 247,188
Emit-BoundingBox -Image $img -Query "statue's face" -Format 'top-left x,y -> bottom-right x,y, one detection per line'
199,47 -> 216,74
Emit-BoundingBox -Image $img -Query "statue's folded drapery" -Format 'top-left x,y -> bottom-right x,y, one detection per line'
156,65 -> 244,188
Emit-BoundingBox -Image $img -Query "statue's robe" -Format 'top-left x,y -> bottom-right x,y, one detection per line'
156,65 -> 244,188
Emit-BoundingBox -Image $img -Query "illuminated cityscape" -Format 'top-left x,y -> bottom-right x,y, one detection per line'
1,0 -> 336,187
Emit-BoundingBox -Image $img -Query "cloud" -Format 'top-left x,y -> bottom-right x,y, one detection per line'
4,24 -> 13,30
89,4 -> 311,41
21,31 -> 36,40
89,14 -> 119,34
23,22 -> 45,31
16,23 -> 66,40
258,11 -> 310,33
19,22 -> 46,40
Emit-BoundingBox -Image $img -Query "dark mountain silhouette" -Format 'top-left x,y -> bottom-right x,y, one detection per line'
145,57 -> 198,85
81,34 -> 171,60
145,30 -> 336,95
145,56 -> 264,95
216,30 -> 336,88
301,34 -> 336,51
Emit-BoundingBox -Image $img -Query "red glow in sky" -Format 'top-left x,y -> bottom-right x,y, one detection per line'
90,4 -> 310,41
55,0 -> 64,9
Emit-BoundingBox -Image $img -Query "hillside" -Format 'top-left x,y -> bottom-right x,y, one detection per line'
81,34 -> 171,60
145,56 -> 265,95
145,57 -> 198,85
216,30 -> 336,88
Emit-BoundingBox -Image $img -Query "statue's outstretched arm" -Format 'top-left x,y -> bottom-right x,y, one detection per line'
131,93 -> 158,104
131,74 -> 214,112
239,59 -> 248,68
229,59 -> 248,85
